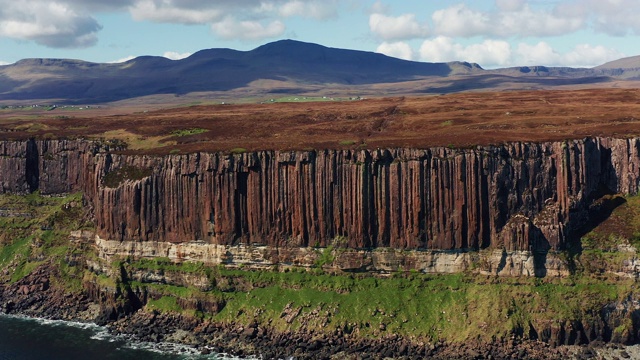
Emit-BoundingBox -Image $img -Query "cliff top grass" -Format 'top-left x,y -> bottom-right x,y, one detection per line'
1,88 -> 640,154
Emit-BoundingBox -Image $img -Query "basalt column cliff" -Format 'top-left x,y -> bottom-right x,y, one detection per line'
1,137 -> 639,269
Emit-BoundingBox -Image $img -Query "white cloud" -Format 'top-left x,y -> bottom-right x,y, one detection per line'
211,17 -> 285,40
464,40 -> 512,66
561,43 -> 625,67
0,0 -> 338,45
418,37 -> 624,68
495,0 -> 527,12
163,51 -> 192,60
368,1 -> 389,16
129,0 -> 224,24
279,0 -> 337,20
431,5 -> 490,38
369,13 -> 428,41
419,36 -> 511,67
431,3 -> 583,38
2,0 -> 639,54
127,0 -> 338,40
63,0 -> 133,12
0,0 -> 101,48
429,0 -> 639,39
574,0 -> 640,36
128,0 -> 339,24
516,42 -> 624,67
515,42 -> 559,66
0,61 -> 10,66
376,42 -> 414,61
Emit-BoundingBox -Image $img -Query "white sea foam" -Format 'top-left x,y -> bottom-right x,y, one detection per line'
89,328 -> 118,342
0,314 -> 259,359
96,330 -> 263,359
5,314 -> 101,331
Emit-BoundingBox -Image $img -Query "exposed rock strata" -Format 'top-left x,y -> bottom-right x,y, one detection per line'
95,236 -> 570,277
2,137 -> 640,273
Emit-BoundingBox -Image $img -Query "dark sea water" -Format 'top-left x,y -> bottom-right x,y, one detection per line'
0,315 -> 251,360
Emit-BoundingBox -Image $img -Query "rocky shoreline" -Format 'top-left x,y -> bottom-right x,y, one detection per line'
2,263 -> 637,360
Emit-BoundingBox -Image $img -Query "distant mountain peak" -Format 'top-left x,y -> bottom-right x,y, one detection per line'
14,58 -> 95,67
1,40 -> 638,103
254,39 -> 325,51
251,39 -> 336,60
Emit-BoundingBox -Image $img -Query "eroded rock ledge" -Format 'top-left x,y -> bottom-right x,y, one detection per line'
93,235 -> 570,277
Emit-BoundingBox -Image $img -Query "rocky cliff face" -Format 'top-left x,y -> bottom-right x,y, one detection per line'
93,235 -> 571,277
0,139 -> 105,195
2,137 -> 639,258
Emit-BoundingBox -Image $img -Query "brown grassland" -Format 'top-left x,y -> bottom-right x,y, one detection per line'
1,88 -> 640,154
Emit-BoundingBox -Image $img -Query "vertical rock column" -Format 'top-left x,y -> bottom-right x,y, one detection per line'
85,137 -> 640,252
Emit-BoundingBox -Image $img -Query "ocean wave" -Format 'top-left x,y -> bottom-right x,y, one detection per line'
3,313 -> 103,331
0,314 -> 259,359
103,331 -> 261,359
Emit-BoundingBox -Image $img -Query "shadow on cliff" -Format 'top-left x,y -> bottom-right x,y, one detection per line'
532,226 -> 552,278
564,195 -> 627,274
573,195 -> 627,241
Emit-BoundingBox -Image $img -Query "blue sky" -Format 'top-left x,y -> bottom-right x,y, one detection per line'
1,0 -> 639,68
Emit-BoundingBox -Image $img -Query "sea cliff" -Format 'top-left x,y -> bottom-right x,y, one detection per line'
2,137 -> 640,358
2,137 -> 639,270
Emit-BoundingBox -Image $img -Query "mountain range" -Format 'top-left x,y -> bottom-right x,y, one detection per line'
1,39 -> 639,104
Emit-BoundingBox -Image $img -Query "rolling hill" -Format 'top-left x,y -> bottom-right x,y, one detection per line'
0,39 -> 639,104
